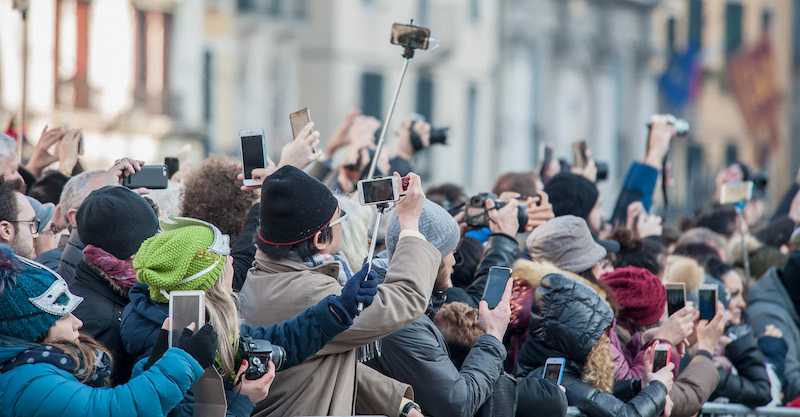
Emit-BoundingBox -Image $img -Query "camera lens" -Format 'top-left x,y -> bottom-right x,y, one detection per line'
270,345 -> 287,371
429,127 -> 449,145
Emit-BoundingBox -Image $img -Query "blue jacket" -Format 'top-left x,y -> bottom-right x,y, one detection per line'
120,282 -> 350,417
0,335 -> 203,417
611,162 -> 660,225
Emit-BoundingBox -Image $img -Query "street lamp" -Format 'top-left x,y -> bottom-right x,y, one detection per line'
12,0 -> 30,159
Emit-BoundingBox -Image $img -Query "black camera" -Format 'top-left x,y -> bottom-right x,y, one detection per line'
557,160 -> 609,181
240,336 -> 287,379
410,114 -> 449,151
747,171 -> 769,190
465,193 -> 528,233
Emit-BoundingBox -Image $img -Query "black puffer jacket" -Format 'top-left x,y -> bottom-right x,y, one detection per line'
516,274 -> 667,417
445,233 -> 520,308
711,324 -> 772,408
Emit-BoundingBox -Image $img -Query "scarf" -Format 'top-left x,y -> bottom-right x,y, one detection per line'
83,244 -> 138,292
0,344 -> 111,387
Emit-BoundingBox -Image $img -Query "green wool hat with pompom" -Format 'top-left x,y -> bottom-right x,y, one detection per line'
134,223 -> 227,303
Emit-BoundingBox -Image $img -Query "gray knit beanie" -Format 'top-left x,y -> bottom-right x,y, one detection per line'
386,199 -> 460,261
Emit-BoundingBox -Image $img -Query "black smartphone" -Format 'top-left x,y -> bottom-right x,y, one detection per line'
390,23 -> 430,50
239,128 -> 267,187
666,282 -> 686,316
698,284 -> 718,321
123,165 -> 168,189
164,157 -> 180,180
482,266 -> 511,309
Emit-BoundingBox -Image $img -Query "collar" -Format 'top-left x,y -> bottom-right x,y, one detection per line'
75,259 -> 131,302
254,250 -> 340,279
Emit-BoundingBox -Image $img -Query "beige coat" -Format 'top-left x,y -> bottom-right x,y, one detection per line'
239,236 -> 440,417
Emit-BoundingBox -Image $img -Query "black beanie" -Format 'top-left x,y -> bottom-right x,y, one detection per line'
77,186 -> 160,259
258,166 -> 338,245
543,172 -> 599,220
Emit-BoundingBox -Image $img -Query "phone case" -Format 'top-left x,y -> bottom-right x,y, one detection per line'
239,129 -> 267,186
482,267 -> 511,309
123,165 -> 168,189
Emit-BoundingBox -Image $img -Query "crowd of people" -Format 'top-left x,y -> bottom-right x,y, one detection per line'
0,110 -> 799,417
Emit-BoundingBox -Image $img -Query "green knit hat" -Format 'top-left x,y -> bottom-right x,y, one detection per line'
134,217 -> 231,303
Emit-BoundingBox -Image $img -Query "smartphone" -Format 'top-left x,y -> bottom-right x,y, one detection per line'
390,23 -> 430,50
123,165 -> 168,189
289,108 -> 311,139
698,283 -> 718,321
164,157 -> 179,180
720,181 -> 754,205
666,282 -> 686,316
168,290 -> 205,347
653,344 -> 671,372
357,177 -> 400,205
572,140 -> 588,169
482,266 -> 512,309
540,143 -> 553,179
543,357 -> 566,385
78,133 -> 84,155
239,129 -> 267,187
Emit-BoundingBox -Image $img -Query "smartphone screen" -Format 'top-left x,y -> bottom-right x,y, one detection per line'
666,284 -> 686,316
168,291 -> 205,347
241,134 -> 266,180
572,141 -> 587,169
290,108 -> 311,139
390,23 -> 430,50
543,358 -> 565,385
720,181 -> 754,205
359,178 -> 397,204
164,157 -> 180,180
653,347 -> 669,372
482,267 -> 511,309
123,165 -> 168,189
698,286 -> 717,321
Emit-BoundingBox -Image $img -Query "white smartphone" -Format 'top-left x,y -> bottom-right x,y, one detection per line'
698,283 -> 718,321
665,282 -> 686,316
168,291 -> 206,347
543,357 -> 566,385
239,128 -> 267,187
357,177 -> 400,206
720,181 -> 754,205
289,108 -> 311,139
653,343 -> 671,372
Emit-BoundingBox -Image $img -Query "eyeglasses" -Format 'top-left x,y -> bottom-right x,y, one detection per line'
8,218 -> 40,234
328,209 -> 348,227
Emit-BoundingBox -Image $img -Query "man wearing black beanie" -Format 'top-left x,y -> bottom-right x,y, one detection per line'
543,172 -> 604,232
747,250 -> 800,402
69,185 -> 160,386
240,166 -> 438,417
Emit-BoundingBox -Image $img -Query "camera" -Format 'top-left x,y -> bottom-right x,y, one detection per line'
240,336 -> 286,379
557,159 -> 609,181
646,116 -> 690,137
410,114 -> 449,151
747,171 -> 768,190
465,193 -> 528,233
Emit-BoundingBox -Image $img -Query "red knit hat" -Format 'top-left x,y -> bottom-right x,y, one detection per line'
601,266 -> 666,330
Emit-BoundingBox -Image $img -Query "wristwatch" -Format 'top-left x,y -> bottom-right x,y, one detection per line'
400,400 -> 422,417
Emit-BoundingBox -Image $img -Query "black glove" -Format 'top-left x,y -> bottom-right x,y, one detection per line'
329,264 -> 379,325
143,328 -> 169,371
177,324 -> 218,369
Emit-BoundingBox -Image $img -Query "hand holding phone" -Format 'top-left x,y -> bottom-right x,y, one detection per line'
123,165 -> 168,189
482,267 -> 512,309
698,284 -> 718,321
666,283 -> 686,316
652,343 -> 671,372
289,108 -> 312,140
543,357 -> 566,385
168,291 -> 206,347
720,181 -> 754,205
478,272 -> 513,341
358,176 -> 400,206
240,129 -> 268,187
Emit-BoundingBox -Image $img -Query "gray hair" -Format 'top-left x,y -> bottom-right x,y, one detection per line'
0,133 -> 16,159
59,169 -> 106,227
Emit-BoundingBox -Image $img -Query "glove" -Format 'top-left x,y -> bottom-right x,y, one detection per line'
329,264 -> 378,325
177,323 -> 218,369
143,328 -> 169,371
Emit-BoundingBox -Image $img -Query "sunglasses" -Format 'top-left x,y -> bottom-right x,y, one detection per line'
328,208 -> 348,227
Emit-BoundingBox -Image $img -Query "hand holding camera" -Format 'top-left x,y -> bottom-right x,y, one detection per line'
525,191 -> 555,232
487,198 -> 520,237
395,172 -> 425,233
235,351 -> 276,404
644,114 -> 680,168
395,119 -> 430,161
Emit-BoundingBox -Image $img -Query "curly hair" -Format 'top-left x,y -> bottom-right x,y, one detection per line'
582,332 -> 615,393
433,302 -> 484,369
180,155 -> 258,241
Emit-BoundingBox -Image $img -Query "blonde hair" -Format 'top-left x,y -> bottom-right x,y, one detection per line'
335,195 -> 372,270
205,272 -> 242,378
582,332 -> 615,393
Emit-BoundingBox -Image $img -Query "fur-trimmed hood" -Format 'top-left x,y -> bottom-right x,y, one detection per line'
512,259 -> 608,301
663,255 -> 705,292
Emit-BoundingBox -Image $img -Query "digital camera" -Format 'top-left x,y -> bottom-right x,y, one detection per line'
465,193 -> 528,233
241,336 -> 287,379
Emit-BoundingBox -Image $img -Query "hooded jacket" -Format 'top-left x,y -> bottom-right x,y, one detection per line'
69,258 -> 134,386
0,334 -> 203,417
746,266 -> 800,402
120,282 -> 352,417
57,229 -> 84,284
517,274 -> 667,417
239,235 -> 440,417
710,324 -> 771,408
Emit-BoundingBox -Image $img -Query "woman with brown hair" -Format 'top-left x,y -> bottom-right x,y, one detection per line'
515,273 -> 674,417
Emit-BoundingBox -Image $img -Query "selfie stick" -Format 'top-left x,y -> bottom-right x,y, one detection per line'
358,203 -> 389,313
366,34 -> 418,180
735,205 -> 752,287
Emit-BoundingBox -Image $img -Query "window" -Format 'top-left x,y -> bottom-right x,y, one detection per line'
725,2 -> 743,59
134,9 -> 173,114
75,0 -> 90,108
417,0 -> 429,26
416,75 -> 434,121
762,7 -> 773,33
361,72 -> 383,119
465,84 -> 478,188
470,0 -> 480,23
203,51 -> 213,123
688,0 -> 703,47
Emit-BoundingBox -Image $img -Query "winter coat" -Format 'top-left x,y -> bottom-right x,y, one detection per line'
710,325 -> 771,408
69,258 -> 134,386
611,161 -> 660,225
669,355 -> 720,417
0,334 -> 203,417
57,229 -> 84,284
239,235 -> 440,417
35,247 -> 63,271
445,233 -> 521,308
367,314 -> 507,417
120,282 -> 351,417
231,203 -> 259,292
746,266 -> 800,402
517,273 -> 667,417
